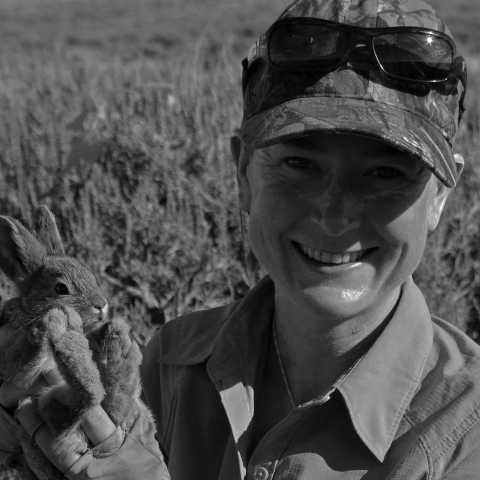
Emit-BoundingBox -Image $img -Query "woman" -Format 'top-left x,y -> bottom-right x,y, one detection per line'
1,0 -> 478,478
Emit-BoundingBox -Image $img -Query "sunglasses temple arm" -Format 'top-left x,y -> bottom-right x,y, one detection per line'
454,57 -> 467,124
458,85 -> 466,124
241,58 -> 249,97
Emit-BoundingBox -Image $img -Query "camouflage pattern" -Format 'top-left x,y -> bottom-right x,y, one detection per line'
241,0 -> 465,187
279,0 -> 451,32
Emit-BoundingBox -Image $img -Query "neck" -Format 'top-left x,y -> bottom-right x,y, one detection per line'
273,287 -> 400,405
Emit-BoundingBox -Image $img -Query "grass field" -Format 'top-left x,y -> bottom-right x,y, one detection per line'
0,0 -> 478,478
0,0 -> 477,327
0,0 -> 478,336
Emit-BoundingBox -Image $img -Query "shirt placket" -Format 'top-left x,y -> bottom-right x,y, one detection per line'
247,392 -> 333,480
215,372 -> 256,480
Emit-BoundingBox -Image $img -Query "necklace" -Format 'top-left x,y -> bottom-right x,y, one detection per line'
272,321 -> 297,409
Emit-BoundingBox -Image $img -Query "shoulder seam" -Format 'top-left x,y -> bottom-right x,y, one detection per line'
431,406 -> 480,463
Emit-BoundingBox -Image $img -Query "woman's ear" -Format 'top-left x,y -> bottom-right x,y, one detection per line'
427,183 -> 449,232
427,154 -> 465,232
230,130 -> 251,212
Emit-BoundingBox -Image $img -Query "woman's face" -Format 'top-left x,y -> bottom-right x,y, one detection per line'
237,133 -> 450,319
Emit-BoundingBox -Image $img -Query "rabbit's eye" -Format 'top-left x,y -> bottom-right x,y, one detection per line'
55,283 -> 70,295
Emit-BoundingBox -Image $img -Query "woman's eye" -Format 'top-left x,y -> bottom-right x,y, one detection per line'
284,158 -> 313,169
55,283 -> 70,295
370,167 -> 403,179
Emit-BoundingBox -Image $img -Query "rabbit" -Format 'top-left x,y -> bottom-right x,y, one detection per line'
0,206 -> 149,478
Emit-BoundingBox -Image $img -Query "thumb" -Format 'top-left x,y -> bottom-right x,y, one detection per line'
81,405 -> 116,446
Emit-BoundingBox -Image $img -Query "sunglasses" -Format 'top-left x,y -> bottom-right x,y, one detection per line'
242,18 -> 467,115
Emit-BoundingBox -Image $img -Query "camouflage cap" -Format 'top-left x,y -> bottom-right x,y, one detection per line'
241,0 -> 466,187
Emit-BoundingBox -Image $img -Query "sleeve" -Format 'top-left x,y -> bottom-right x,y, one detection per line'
140,330 -> 167,454
440,444 -> 480,480
64,408 -> 170,480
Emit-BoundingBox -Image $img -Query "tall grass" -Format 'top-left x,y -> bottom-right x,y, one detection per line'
0,7 -> 479,480
0,47 -> 251,345
414,60 -> 480,338
0,47 -> 480,345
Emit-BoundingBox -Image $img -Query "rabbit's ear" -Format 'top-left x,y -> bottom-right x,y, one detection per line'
33,205 -> 65,256
0,216 -> 46,283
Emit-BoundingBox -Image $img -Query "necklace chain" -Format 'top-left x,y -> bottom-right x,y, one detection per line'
272,321 -> 297,409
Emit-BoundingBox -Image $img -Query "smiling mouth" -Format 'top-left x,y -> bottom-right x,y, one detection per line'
294,242 -> 372,265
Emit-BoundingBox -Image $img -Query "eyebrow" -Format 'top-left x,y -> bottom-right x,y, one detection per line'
284,139 -> 327,154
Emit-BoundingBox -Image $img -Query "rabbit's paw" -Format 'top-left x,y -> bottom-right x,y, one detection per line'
40,327 -> 105,411
101,317 -> 143,428
43,307 -> 83,335
105,318 -> 141,367
37,315 -> 105,439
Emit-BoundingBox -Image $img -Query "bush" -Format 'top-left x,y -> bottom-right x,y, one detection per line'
1,47 -> 479,345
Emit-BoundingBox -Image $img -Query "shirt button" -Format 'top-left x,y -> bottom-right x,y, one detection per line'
254,466 -> 269,480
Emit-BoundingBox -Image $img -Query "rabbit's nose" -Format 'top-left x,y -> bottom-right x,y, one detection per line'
100,302 -> 109,321
92,301 -> 109,321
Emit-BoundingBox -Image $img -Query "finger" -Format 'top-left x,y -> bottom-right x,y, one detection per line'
17,399 -> 82,474
0,379 -> 49,409
33,423 -> 81,473
81,405 -> 116,446
20,432 -> 65,480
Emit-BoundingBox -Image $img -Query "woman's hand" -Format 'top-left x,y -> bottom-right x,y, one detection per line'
0,324 -> 167,480
26,403 -> 116,473
0,373 -> 116,475
18,392 -> 167,480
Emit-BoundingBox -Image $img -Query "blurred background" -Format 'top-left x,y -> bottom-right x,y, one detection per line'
0,7 -> 479,468
0,0 -> 478,61
0,0 -> 479,332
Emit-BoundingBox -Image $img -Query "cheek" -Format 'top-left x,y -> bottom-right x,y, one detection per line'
371,193 -> 431,263
248,192 -> 283,250
247,183 -> 302,260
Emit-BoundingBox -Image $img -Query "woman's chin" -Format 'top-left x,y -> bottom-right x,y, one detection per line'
298,284 -> 372,318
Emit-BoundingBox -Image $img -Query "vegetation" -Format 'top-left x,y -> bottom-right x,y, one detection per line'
0,0 -> 478,339
0,0 -> 479,475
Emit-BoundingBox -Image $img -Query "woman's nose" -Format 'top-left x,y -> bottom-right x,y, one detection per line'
310,177 -> 362,237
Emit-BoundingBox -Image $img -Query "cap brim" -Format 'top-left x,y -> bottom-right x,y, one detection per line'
241,97 -> 457,187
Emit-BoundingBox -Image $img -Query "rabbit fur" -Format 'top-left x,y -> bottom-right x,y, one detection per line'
0,206 -> 150,477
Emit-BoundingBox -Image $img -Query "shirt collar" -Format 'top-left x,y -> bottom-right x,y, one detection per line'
337,277 -> 433,461
157,276 -> 274,369
207,276 -> 433,462
207,276 -> 275,382
158,275 -> 433,463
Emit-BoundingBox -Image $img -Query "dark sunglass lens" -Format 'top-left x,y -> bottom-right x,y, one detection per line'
269,24 -> 348,70
373,33 -> 453,81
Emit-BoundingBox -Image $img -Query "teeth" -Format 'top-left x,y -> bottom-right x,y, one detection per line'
331,254 -> 342,264
321,252 -> 331,263
298,244 -> 367,264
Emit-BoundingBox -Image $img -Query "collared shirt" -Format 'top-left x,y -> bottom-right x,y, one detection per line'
141,276 -> 480,479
